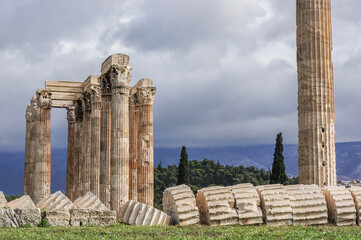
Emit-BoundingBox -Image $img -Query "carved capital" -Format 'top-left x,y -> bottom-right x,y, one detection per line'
112,85 -> 130,96
99,75 -> 112,95
136,87 -> 156,105
36,89 -> 52,108
90,85 -> 101,103
67,105 -> 76,123
110,66 -> 131,87
129,93 -> 139,106
81,92 -> 91,112
75,100 -> 83,121
26,97 -> 39,121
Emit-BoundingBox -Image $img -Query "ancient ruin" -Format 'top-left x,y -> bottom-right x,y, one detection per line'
24,54 -> 156,215
296,0 -> 336,186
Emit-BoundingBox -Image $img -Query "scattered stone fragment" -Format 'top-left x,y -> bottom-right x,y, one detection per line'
196,186 -> 238,226
36,191 -> 76,211
8,195 -> 36,210
44,210 -> 71,227
163,184 -> 199,225
73,192 -> 108,211
230,183 -> 263,225
323,186 -> 356,226
70,209 -> 89,226
0,208 -> 18,227
349,186 -> 361,225
256,184 -> 293,226
0,191 -> 8,208
13,208 -> 41,227
285,185 -> 327,226
119,200 -> 170,226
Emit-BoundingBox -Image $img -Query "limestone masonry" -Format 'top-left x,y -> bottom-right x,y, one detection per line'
24,54 -> 156,216
296,0 -> 336,186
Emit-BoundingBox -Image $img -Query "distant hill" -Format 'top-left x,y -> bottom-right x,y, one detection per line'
1,141 -> 361,195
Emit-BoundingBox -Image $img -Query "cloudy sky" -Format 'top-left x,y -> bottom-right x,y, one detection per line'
0,0 -> 360,151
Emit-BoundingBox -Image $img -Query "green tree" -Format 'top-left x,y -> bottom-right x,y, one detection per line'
177,146 -> 189,185
270,132 -> 288,184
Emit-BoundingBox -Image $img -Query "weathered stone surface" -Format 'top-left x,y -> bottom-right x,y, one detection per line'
44,210 -> 70,226
13,209 -> 41,227
73,192 -> 108,211
256,184 -> 293,226
70,209 -> 90,226
297,0 -> 336,186
349,186 -> 361,225
98,210 -> 116,226
8,195 -> 36,210
0,191 -> 8,208
230,184 -> 263,225
0,209 -> 18,227
69,208 -> 116,226
323,186 -> 356,226
163,184 -> 199,225
196,186 -> 238,226
36,191 -> 76,211
285,185 -> 327,226
119,200 -> 170,226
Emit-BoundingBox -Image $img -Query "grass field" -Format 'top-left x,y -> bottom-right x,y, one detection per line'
0,224 -> 361,240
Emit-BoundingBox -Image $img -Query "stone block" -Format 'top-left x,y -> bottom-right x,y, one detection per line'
0,208 -> 18,227
101,54 -> 130,75
163,184 -> 199,226
9,195 -> 36,209
70,209 -> 89,226
98,210 -> 116,226
196,186 -> 238,226
231,183 -> 263,225
13,208 -> 41,227
44,210 -> 70,226
256,184 -> 293,226
285,184 -> 327,226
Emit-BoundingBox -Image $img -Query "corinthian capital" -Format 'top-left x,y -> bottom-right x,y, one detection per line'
67,105 -> 76,123
110,66 -> 131,87
137,87 -> 156,105
98,76 -> 112,94
90,85 -> 101,103
36,89 -> 52,108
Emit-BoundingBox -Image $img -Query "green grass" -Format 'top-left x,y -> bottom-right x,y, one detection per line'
1,224 -> 361,240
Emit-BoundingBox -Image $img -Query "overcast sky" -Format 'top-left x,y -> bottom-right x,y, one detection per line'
0,0 -> 360,151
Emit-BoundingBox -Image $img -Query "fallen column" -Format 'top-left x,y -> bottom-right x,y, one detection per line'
256,184 -> 293,226
348,186 -> 361,225
285,184 -> 327,225
196,186 -> 238,226
119,200 -> 170,226
230,183 -> 263,225
8,195 -> 41,227
163,184 -> 199,225
323,186 -> 356,226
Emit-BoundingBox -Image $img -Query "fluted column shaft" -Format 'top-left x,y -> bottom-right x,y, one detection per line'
90,88 -> 101,197
100,92 -> 112,208
66,106 -> 76,201
74,102 -> 83,199
129,95 -> 139,201
297,0 -> 336,186
33,107 -> 51,204
111,85 -> 130,213
137,87 -> 156,206
81,94 -> 92,195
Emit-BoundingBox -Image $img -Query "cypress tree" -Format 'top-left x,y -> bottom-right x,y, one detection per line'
177,146 -> 189,185
270,132 -> 288,184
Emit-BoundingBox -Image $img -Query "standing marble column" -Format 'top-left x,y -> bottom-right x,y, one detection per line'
33,89 -> 52,204
73,100 -> 83,199
24,97 -> 37,200
99,76 -> 112,208
297,0 -> 336,186
81,93 -> 92,195
137,84 -> 156,206
129,94 -> 139,201
105,54 -> 131,214
90,86 -> 101,197
66,106 -> 76,201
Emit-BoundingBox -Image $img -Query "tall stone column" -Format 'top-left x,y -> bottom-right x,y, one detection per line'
66,106 -> 76,201
104,54 -> 131,214
137,84 -> 156,206
99,76 -> 112,208
81,93 -> 92,195
297,0 -> 336,186
33,89 -> 52,204
90,86 -> 101,197
24,97 -> 37,200
73,100 -> 83,199
129,94 -> 139,201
